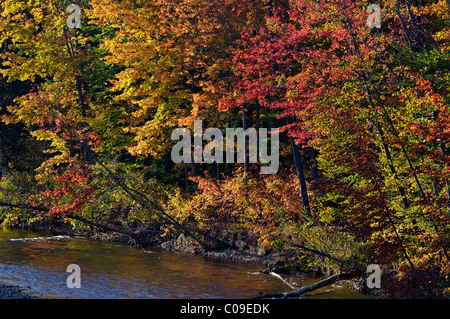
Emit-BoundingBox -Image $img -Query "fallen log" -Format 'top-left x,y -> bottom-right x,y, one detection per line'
0,200 -> 160,243
253,271 -> 365,299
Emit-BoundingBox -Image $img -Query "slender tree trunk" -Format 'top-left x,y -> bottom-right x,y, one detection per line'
75,75 -> 87,118
59,4 -> 85,119
404,0 -> 424,53
255,103 -> 261,176
433,181 -> 439,203
310,147 -> 318,190
389,213 -> 415,269
185,163 -> 189,192
370,84 -> 426,198
396,0 -> 415,52
349,19 -> 427,199
227,115 -> 233,177
366,96 -> 410,209
242,107 -> 248,174
216,113 -> 221,181
287,116 -> 312,218
190,151 -> 198,191
446,179 -> 450,213
0,135 -> 10,177
267,0 -> 311,218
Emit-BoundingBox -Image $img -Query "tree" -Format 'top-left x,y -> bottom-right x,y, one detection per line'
227,0 -> 450,293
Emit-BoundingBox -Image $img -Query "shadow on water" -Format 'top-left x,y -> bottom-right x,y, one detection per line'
0,227 -> 370,299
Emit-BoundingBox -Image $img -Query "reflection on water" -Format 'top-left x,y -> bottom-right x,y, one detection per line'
0,227 -> 369,299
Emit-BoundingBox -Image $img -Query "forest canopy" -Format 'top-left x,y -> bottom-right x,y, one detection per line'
0,0 -> 449,298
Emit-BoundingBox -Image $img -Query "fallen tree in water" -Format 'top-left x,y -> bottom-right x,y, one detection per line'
253,270 -> 365,299
0,200 -> 160,243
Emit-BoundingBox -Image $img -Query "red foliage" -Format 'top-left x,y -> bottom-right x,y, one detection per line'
33,166 -> 101,218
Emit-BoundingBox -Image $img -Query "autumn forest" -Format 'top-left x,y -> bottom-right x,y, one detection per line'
0,0 -> 449,299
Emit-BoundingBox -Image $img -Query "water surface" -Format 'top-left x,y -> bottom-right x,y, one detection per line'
0,227 -> 368,299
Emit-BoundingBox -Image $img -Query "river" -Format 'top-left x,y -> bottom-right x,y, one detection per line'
0,227 -> 369,299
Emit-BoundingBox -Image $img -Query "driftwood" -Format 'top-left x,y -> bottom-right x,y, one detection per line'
268,272 -> 297,290
253,271 -> 364,299
250,269 -> 297,290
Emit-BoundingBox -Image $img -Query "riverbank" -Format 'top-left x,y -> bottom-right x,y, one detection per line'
5,219 -> 375,298
17,219 -> 281,267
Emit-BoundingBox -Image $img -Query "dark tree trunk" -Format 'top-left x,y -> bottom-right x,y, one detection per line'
396,0 -> 415,52
185,163 -> 189,192
287,116 -> 311,218
75,75 -> 87,118
267,0 -> 311,218
0,135 -> 10,177
190,151 -> 198,191
227,116 -> 233,177
404,0 -> 425,53
255,103 -> 261,176
310,147 -> 318,190
242,107 -> 248,174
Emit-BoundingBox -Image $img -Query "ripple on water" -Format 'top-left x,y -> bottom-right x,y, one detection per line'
8,235 -> 71,242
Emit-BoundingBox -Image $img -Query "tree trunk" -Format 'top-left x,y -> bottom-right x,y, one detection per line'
310,147 -> 318,190
404,0 -> 424,53
446,179 -> 450,213
190,151 -> 198,191
216,113 -> 221,181
185,163 -> 189,192
267,0 -> 311,218
287,116 -> 312,218
396,0 -> 415,52
255,102 -> 261,176
227,115 -> 233,177
242,107 -> 248,174
0,135 -> 10,178
75,75 -> 87,118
